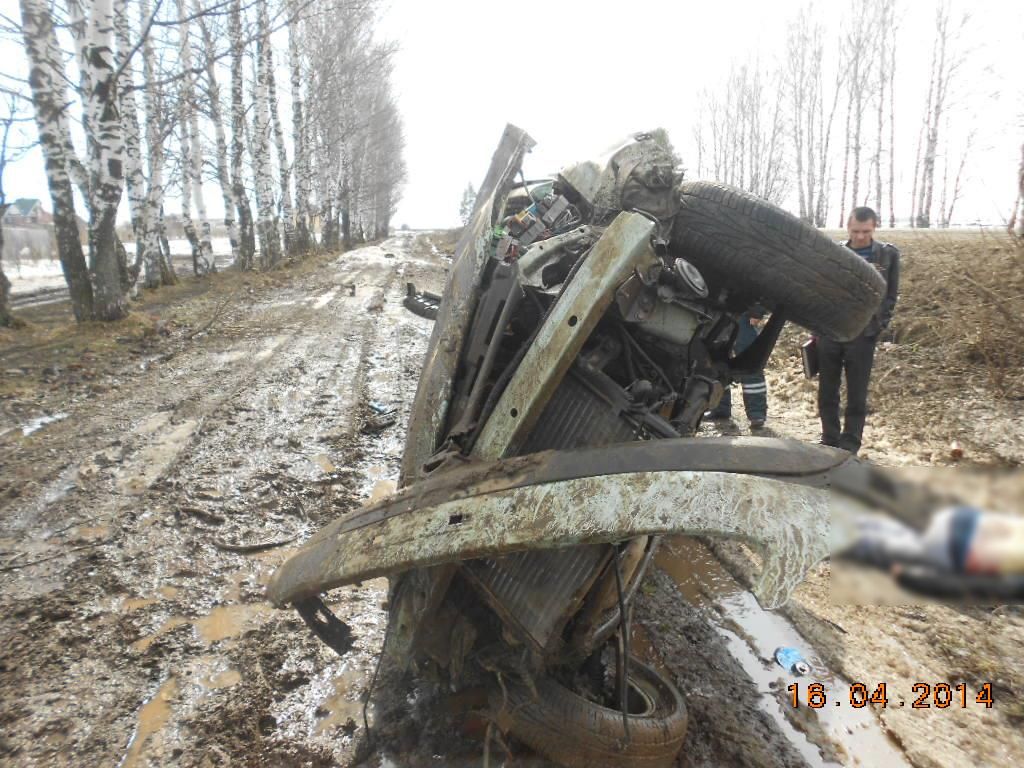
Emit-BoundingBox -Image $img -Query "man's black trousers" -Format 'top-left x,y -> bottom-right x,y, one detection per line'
817,333 -> 878,453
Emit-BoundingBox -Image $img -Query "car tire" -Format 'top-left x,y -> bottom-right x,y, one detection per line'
491,657 -> 687,767
670,181 -> 886,341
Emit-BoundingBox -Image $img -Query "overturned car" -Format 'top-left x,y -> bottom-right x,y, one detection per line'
268,126 -> 898,766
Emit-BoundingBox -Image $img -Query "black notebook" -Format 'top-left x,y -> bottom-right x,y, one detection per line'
801,338 -> 819,379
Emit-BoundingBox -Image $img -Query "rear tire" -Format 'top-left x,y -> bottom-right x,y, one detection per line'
491,658 -> 687,767
671,181 -> 885,341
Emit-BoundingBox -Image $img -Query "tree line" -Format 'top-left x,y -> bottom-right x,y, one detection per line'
0,0 -> 405,326
692,0 -> 1014,232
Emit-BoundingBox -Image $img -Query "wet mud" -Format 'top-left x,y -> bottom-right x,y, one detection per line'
2,232 -> 1019,767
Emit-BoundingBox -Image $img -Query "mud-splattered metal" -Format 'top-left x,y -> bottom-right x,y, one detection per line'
268,437 -> 869,611
472,212 -> 658,460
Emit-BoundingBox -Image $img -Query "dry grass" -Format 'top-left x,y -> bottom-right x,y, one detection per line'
775,229 -> 1024,466
877,230 -> 1024,395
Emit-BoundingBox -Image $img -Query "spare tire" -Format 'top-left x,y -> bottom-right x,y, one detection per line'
491,658 -> 687,767
670,181 -> 885,341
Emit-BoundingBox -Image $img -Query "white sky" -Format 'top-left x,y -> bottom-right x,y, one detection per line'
378,0 -> 1024,228
1,0 -> 1021,229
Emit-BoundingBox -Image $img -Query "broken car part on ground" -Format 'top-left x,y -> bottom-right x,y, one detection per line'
269,124 -> 905,767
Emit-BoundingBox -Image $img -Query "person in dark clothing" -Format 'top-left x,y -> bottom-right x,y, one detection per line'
818,206 -> 900,454
708,310 -> 768,428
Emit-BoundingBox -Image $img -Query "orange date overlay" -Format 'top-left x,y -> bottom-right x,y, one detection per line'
787,682 -> 994,709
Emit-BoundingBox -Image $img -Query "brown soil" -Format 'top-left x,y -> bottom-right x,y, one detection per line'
1,229 -> 1020,768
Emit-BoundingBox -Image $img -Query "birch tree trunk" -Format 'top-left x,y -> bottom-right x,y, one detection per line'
874,18 -> 885,220
915,5 -> 959,228
266,42 -> 295,256
177,0 -> 213,274
253,0 -> 281,268
1015,142 -> 1024,238
229,0 -> 255,269
837,104 -> 852,227
0,222 -> 10,326
288,7 -> 313,252
887,24 -> 897,227
179,120 -> 202,272
20,0 -> 94,321
197,8 -> 240,266
115,0 -> 145,286
139,0 -> 176,287
75,0 -> 129,320
815,67 -> 843,227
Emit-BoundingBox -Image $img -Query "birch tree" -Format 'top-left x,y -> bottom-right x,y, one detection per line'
265,39 -> 295,256
196,7 -> 240,265
783,6 -> 826,224
114,0 -> 145,284
288,1 -> 313,252
698,61 -> 789,205
139,0 -> 177,287
252,0 -> 281,267
176,0 -> 213,273
912,3 -> 968,228
229,0 -> 255,268
1015,141 -> 1024,238
71,0 -> 130,320
19,0 -> 94,320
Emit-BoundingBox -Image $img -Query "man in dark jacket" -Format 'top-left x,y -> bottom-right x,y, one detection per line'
708,309 -> 768,429
818,206 -> 900,454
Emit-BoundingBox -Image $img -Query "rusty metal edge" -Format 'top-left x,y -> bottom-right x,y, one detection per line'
400,124 -> 536,488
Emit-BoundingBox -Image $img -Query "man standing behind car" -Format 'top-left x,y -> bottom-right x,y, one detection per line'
818,207 -> 900,454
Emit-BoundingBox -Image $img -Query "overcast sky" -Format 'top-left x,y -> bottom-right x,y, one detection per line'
378,0 -> 1023,228
2,0 -> 1021,229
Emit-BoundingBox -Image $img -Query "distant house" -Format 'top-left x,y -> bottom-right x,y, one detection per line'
2,198 -> 52,227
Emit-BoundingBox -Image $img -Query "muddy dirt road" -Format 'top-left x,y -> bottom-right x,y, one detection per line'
1,234 -> 1020,767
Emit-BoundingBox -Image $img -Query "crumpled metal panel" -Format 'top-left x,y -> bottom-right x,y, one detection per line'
268,465 -> 863,611
471,211 -> 657,460
400,124 -> 536,487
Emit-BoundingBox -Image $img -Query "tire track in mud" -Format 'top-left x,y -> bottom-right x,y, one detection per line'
0,236 -> 442,767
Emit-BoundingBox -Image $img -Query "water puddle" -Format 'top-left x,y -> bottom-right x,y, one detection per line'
21,413 -> 68,436
194,603 -> 270,644
316,665 -> 366,735
254,335 -> 288,362
657,536 -> 912,768
313,288 -> 339,309
368,479 -> 396,505
132,603 -> 272,652
312,453 -> 336,474
116,419 -> 199,496
199,667 -> 242,691
120,677 -> 178,768
121,597 -> 158,612
132,617 -> 190,653
75,524 -> 110,540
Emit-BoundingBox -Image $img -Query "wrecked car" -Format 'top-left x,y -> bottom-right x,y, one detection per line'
268,125 -> 897,766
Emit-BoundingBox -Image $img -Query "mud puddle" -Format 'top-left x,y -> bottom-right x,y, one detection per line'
121,677 -> 179,768
657,536 -> 911,767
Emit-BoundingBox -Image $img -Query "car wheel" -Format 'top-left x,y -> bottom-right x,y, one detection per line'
671,181 -> 886,341
491,657 -> 687,767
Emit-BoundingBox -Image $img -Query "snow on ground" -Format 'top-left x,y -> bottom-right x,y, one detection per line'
5,258 -> 65,295
7,238 -> 236,296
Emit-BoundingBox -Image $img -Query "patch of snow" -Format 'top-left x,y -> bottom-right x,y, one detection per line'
21,413 -> 69,436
